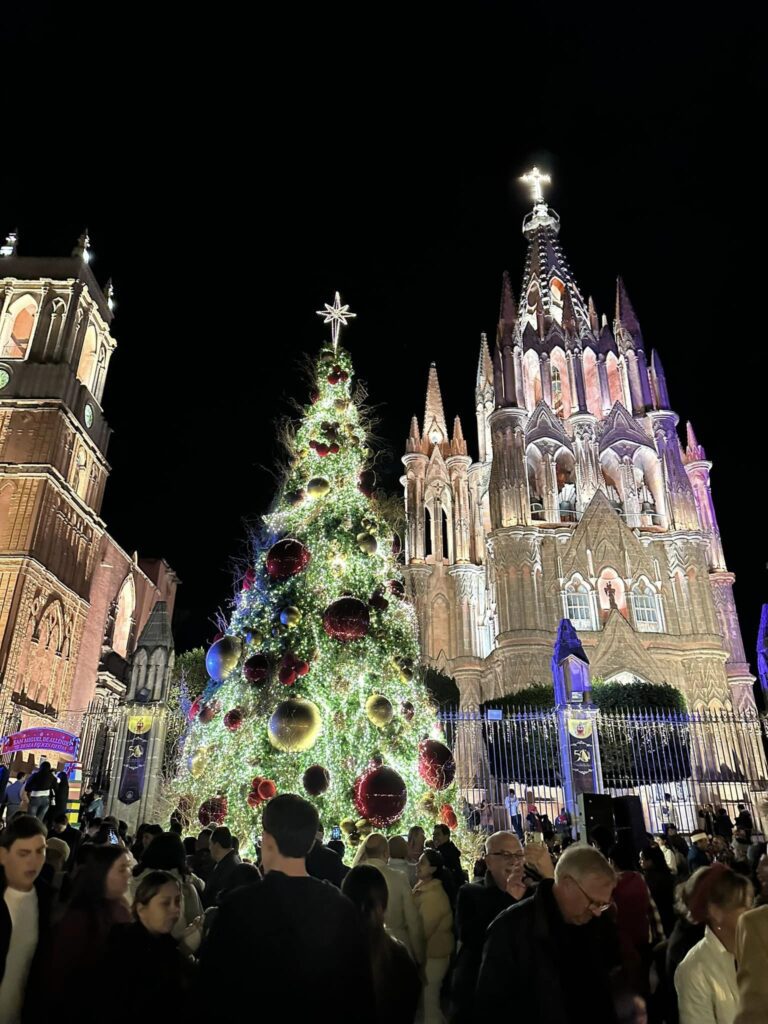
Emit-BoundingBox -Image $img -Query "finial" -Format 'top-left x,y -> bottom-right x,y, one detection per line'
72,229 -> 91,263
520,166 -> 551,206
0,230 -> 18,257
316,291 -> 356,352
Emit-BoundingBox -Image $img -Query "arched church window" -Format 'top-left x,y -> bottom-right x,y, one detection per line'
552,366 -> 563,417
563,577 -> 596,631
1,295 -> 37,359
424,506 -> 432,558
631,579 -> 662,633
76,324 -> 98,391
112,576 -> 136,658
441,507 -> 450,562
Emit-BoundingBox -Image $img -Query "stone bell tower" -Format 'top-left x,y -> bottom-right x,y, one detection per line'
0,231 -> 116,729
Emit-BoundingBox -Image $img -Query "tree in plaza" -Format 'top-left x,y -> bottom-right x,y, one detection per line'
172,296 -> 457,854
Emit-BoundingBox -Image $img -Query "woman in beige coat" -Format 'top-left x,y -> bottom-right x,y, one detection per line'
413,848 -> 455,1024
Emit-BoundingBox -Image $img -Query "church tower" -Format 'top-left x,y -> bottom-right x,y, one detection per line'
0,231 -> 117,728
402,172 -> 753,712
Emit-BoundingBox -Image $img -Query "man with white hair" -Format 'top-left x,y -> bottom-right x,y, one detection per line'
450,831 -> 528,1022
475,843 -> 620,1022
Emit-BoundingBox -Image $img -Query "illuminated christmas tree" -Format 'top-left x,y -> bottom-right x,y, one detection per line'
174,296 -> 457,854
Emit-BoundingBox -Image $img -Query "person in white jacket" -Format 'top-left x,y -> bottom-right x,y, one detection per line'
360,833 -> 425,965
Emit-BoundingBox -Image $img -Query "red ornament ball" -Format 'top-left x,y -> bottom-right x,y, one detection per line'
247,791 -> 261,809
440,803 -> 458,830
401,701 -> 415,722
388,579 -> 405,599
322,598 -> 370,642
278,665 -> 297,686
316,443 -> 330,457
418,738 -> 456,790
257,778 -> 277,801
368,590 -> 389,612
198,796 -> 227,827
244,654 -> 270,685
265,539 -> 311,581
354,763 -> 407,828
224,708 -> 243,731
199,702 -> 220,725
309,388 -> 320,404
188,698 -> 201,722
302,764 -> 330,796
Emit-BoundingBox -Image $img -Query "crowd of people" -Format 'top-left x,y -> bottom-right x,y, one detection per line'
0,781 -> 766,1024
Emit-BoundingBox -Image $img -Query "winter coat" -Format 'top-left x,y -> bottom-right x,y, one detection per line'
413,877 -> 454,959
129,867 -> 203,940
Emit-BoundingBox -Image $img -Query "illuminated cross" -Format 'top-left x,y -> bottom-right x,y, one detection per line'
520,166 -> 551,205
316,291 -> 356,351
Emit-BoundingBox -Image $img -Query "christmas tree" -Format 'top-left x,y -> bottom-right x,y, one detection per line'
173,295 -> 457,855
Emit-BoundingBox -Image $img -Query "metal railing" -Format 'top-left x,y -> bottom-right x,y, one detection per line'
439,705 -> 768,836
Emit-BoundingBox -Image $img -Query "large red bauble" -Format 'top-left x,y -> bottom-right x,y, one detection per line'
224,708 -> 243,731
265,539 -> 311,580
198,796 -> 227,827
322,598 -> 370,642
244,654 -> 270,685
358,470 -> 376,497
354,764 -> 407,827
418,739 -> 456,790
199,702 -> 220,725
302,764 -> 330,796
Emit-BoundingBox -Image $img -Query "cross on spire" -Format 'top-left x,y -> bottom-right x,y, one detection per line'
520,166 -> 551,206
316,291 -> 356,351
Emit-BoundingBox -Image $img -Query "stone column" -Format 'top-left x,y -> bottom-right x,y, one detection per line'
488,408 -> 530,529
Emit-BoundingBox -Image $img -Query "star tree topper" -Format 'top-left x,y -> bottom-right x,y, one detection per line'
316,291 -> 356,350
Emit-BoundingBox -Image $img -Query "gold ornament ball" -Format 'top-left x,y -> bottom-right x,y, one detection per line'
268,697 -> 322,752
356,532 -> 378,555
307,477 -> 331,498
364,696 -> 393,729
340,817 -> 356,835
366,693 -> 394,728
190,753 -> 207,779
280,606 -> 301,628
333,398 -> 348,413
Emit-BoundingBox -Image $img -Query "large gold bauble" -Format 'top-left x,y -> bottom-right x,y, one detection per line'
365,693 -> 394,728
268,697 -> 322,752
356,532 -> 378,555
190,752 -> 207,778
205,635 -> 242,682
307,477 -> 331,498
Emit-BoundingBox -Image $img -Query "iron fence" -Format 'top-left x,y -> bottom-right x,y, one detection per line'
438,706 -> 768,837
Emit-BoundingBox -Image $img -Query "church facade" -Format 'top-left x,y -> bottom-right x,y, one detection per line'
0,232 -> 178,763
402,175 -> 753,713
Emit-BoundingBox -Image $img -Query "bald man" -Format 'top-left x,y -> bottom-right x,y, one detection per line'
449,831 -> 528,1023
475,843 -> 620,1023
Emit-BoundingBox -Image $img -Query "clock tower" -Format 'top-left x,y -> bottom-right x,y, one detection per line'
0,230 -> 117,730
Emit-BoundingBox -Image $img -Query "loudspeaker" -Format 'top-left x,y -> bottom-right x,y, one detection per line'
577,792 -> 615,848
613,795 -> 647,860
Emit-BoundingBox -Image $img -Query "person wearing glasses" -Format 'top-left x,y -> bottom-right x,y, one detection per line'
475,843 -> 620,1022
449,831 -> 528,1022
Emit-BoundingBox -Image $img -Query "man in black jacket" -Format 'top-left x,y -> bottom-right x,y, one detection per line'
450,831 -> 529,1023
47,813 -> 80,870
199,794 -> 373,1022
475,843 -> 619,1024
0,814 -> 53,1023
306,825 -> 348,887
202,826 -> 242,907
433,823 -> 467,890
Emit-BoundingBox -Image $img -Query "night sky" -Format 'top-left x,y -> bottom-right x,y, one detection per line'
5,8 -> 766,669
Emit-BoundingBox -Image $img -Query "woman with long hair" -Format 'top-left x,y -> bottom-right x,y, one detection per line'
413,848 -> 455,1024
675,863 -> 753,1024
25,760 -> 56,820
641,844 -> 676,936
47,845 -> 132,1003
129,831 -> 203,941
104,871 -> 197,1021
342,865 -> 420,1023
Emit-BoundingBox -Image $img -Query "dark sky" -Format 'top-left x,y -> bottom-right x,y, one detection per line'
5,7 -> 767,668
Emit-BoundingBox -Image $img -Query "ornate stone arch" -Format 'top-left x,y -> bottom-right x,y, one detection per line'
112,574 -> 136,658
0,293 -> 39,359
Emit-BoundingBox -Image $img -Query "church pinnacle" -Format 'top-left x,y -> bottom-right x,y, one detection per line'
423,362 -> 448,446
